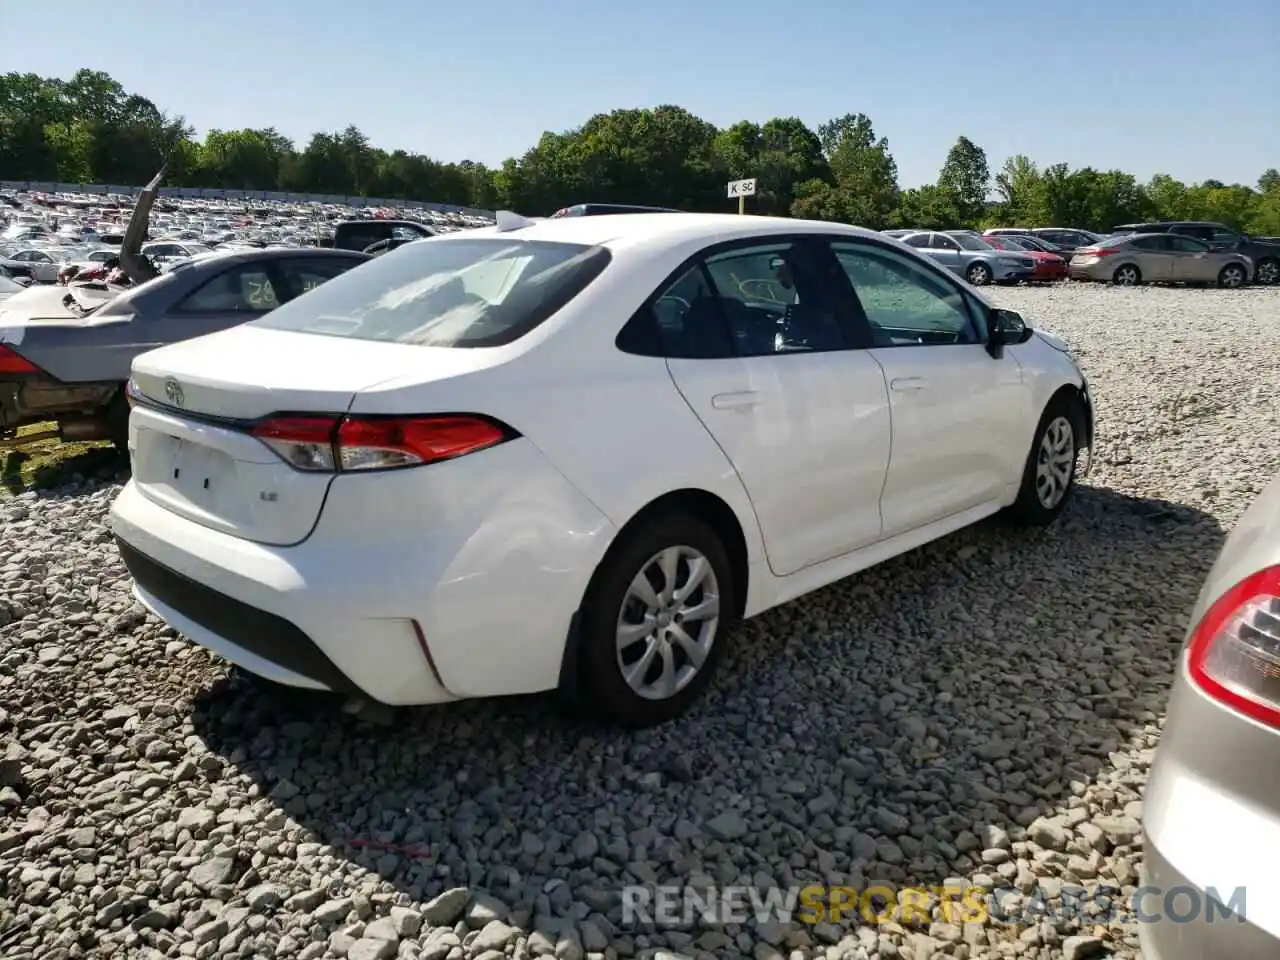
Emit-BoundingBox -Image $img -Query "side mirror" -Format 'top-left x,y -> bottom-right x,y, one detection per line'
987,308 -> 1031,357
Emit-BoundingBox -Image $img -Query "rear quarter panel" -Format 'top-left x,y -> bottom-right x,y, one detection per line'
344,232 -> 769,568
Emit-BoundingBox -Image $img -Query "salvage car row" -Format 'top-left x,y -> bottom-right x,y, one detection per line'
884,222 -> 1278,288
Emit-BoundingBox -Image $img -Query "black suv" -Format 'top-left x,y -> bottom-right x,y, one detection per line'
1109,221 -> 1280,285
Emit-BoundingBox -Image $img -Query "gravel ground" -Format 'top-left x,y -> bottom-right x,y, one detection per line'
2,283 -> 1279,960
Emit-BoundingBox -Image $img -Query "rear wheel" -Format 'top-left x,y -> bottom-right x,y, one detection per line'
576,514 -> 735,727
1217,263 -> 1248,289
1254,258 -> 1279,286
1112,264 -> 1141,286
1008,394 -> 1084,526
966,262 -> 993,286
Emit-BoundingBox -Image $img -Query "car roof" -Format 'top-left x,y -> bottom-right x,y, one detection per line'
455,213 -> 891,250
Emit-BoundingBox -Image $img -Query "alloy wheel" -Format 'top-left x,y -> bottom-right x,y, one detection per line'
615,545 -> 721,701
1035,416 -> 1075,509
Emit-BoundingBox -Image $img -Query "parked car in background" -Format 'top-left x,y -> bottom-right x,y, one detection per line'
0,248 -> 62,284
1025,228 -> 1102,257
109,211 -> 1093,727
1109,221 -> 1280,286
1069,233 -> 1253,287
58,249 -> 117,285
0,273 -> 28,305
1010,234 -> 1071,259
982,235 -> 1067,282
1142,473 -> 1280,960
0,247 -> 369,449
895,230 -> 1037,286
320,219 -> 437,252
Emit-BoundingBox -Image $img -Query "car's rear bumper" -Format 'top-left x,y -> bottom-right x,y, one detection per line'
109,438 -> 615,705
1141,670 -> 1280,960
1139,840 -> 1277,960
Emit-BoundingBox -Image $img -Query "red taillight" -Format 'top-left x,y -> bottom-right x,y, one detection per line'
249,414 -> 509,473
1075,247 -> 1117,257
1187,564 -> 1280,729
0,345 -> 39,375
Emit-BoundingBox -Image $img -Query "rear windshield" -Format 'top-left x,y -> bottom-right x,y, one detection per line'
251,237 -> 611,348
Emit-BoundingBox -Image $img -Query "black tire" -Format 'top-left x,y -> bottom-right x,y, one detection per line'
1112,264 -> 1141,286
1008,393 -> 1085,526
576,513 -> 736,728
966,262 -> 993,286
1255,258 -> 1279,286
1217,263 -> 1248,289
106,388 -> 130,454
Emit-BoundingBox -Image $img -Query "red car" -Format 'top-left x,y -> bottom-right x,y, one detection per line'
983,235 -> 1067,282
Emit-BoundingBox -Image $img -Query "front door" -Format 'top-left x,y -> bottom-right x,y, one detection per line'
828,238 -> 1029,538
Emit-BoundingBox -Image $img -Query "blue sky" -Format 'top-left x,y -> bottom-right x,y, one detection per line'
3,0 -> 1277,189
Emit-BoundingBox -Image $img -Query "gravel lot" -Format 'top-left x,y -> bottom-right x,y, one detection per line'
3,284 -> 1279,960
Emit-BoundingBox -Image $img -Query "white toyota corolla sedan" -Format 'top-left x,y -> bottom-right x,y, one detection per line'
109,212 -> 1093,727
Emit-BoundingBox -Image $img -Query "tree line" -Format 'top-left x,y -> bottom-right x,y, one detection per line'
3,69 -> 1278,234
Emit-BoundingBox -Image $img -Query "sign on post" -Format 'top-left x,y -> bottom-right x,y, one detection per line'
727,178 -> 757,214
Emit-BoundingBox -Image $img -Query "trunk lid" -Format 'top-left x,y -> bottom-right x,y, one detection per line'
128,325 -> 503,545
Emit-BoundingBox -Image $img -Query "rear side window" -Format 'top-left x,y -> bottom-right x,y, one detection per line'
252,238 -> 611,348
273,257 -> 363,298
175,264 -> 281,314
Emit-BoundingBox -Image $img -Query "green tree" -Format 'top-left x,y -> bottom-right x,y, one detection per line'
793,113 -> 898,228
937,136 -> 989,227
2,68 -> 1277,232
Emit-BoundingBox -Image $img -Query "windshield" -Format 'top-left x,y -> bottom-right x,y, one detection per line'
951,233 -> 995,251
252,237 -> 612,348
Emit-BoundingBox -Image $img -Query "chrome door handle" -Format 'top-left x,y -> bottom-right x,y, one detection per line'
890,377 -> 928,392
711,391 -> 760,410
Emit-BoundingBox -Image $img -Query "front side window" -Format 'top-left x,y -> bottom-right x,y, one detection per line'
252,238 -> 611,348
1209,227 -> 1240,247
832,242 -> 981,348
1166,235 -> 1210,253
702,241 -> 847,356
174,264 -> 281,314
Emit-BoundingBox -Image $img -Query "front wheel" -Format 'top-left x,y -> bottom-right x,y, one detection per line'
1008,396 -> 1083,526
576,514 -> 735,727
966,262 -> 993,286
1218,263 -> 1248,289
1255,258 -> 1279,286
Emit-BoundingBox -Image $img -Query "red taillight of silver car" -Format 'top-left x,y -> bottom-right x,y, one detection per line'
250,414 -> 513,473
1187,565 -> 1280,729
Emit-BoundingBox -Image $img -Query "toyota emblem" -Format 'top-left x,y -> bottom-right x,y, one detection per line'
164,378 -> 185,408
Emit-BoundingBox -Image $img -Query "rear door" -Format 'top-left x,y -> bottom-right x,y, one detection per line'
661,236 -> 892,576
926,233 -> 965,275
828,238 -> 1029,538
1125,236 -> 1173,281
